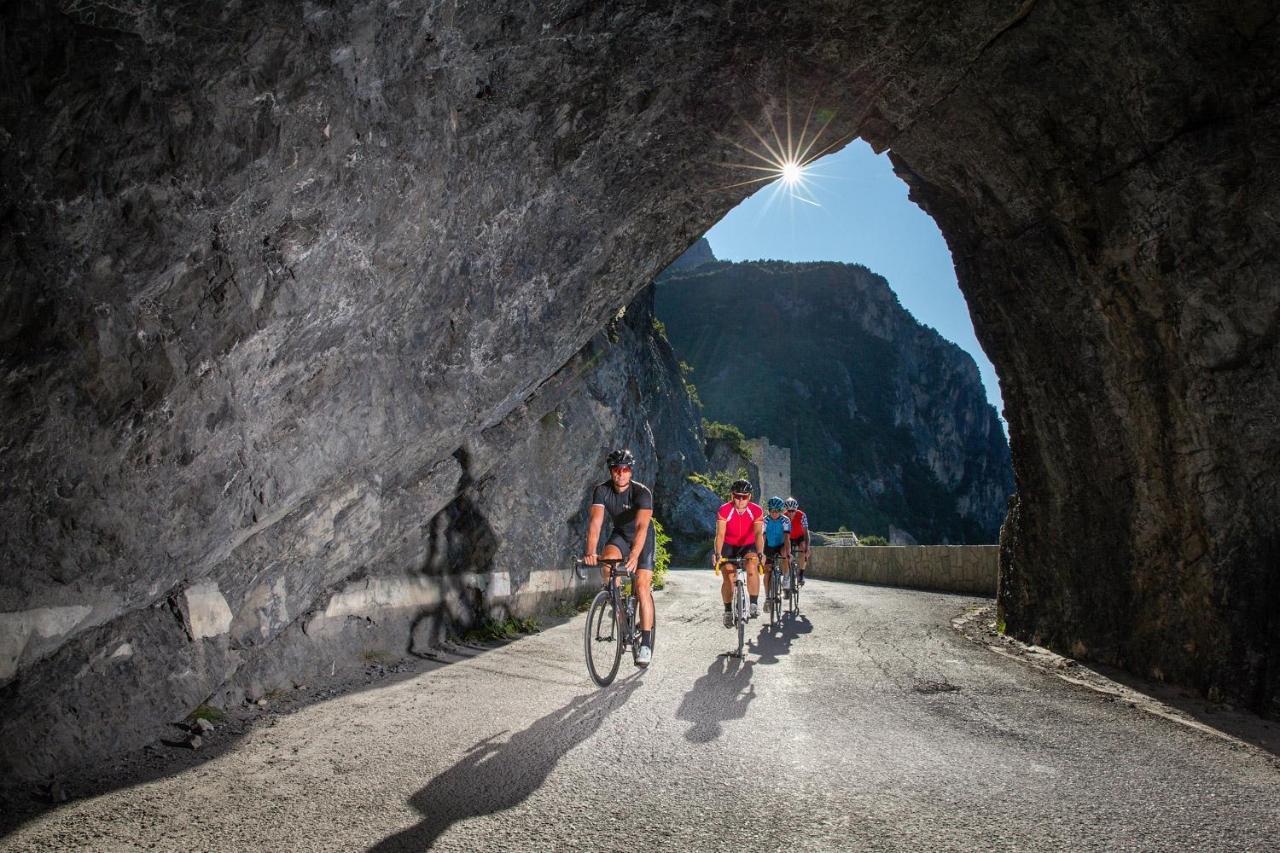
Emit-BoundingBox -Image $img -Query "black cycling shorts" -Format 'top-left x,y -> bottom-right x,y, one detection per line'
605,521 -> 656,570
763,543 -> 787,560
720,542 -> 758,566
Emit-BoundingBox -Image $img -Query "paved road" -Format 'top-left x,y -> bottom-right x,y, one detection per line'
5,570 -> 1278,851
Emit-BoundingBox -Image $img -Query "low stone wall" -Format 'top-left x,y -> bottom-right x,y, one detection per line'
0,566 -> 592,783
807,546 -> 998,596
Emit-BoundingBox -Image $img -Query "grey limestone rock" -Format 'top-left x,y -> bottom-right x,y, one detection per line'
2,0 -> 1278,781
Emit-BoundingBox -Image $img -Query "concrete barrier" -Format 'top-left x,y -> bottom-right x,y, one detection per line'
807,545 -> 998,596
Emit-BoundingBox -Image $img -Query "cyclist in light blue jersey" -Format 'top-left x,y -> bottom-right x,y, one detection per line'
761,496 -> 792,609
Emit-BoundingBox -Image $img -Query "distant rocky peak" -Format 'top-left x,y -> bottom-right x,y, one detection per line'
667,237 -> 717,271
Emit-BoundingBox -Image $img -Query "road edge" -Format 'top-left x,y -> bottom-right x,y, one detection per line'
951,604 -> 1278,764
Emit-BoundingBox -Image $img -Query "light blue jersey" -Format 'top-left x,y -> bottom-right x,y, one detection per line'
763,514 -> 791,548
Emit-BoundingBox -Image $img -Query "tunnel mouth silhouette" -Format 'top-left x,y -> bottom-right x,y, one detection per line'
1,0 -> 1276,791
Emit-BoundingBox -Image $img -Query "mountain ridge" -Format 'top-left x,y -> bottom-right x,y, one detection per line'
656,240 -> 1012,543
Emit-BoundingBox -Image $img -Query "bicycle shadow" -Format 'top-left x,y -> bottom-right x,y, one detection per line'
674,655 -> 756,744
368,677 -> 641,851
750,612 -> 814,666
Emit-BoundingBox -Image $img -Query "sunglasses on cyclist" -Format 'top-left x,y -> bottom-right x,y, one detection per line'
732,493 -> 750,500
610,465 -> 632,473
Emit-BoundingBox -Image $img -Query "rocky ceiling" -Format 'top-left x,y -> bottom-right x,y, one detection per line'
2,0 -> 1277,779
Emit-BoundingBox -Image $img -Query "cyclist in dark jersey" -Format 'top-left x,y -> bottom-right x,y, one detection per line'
583,448 -> 655,665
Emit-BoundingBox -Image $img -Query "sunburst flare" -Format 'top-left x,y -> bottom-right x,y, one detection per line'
714,97 -> 848,209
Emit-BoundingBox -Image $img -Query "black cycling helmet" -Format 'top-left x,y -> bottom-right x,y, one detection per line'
730,478 -> 752,496
606,448 -> 636,469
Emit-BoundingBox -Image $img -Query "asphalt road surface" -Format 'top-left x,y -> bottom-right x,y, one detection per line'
4,570 -> 1278,851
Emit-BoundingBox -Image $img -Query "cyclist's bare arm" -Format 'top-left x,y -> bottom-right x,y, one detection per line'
753,520 -> 766,567
585,504 -> 606,566
713,518 -> 727,567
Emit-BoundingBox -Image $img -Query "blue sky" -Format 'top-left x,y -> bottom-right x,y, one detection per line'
703,139 -> 1005,423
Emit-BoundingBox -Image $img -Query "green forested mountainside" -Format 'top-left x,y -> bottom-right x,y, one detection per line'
655,255 -> 1013,543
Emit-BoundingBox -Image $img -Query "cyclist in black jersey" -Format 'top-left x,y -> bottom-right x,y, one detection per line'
583,448 -> 656,665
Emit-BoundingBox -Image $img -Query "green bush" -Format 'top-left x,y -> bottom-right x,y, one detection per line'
679,361 -> 703,409
187,703 -> 227,724
461,616 -> 541,643
859,534 -> 888,546
652,518 -> 672,589
701,418 -> 750,458
686,467 -> 750,500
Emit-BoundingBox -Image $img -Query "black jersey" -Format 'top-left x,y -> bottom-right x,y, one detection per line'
590,480 -> 654,541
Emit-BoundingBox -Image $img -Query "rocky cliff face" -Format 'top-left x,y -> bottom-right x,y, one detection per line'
2,0 -> 1277,779
0,276 -> 704,781
657,252 -> 1012,543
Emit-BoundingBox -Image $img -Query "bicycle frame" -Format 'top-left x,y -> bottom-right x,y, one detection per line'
716,555 -> 752,657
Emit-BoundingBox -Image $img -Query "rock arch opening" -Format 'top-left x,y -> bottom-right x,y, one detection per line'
652,137 -> 1012,546
2,1 -> 1276,782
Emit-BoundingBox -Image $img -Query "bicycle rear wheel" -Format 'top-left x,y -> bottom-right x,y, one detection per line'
585,590 -> 623,686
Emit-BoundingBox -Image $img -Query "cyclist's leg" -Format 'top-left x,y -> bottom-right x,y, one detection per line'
745,552 -> 761,597
633,569 -> 653,631
601,541 -> 624,587
721,544 -> 744,604
634,525 -> 655,632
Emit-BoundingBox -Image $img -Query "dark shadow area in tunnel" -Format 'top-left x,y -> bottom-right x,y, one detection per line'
675,655 -> 757,743
368,676 -> 642,852
407,446 -> 502,657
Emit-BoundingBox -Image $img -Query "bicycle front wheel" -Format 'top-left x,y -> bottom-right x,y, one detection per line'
735,583 -> 746,657
790,571 -> 800,616
584,590 -> 623,686
766,572 -> 777,629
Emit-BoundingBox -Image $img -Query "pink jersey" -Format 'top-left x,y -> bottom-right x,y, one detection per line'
718,501 -> 763,546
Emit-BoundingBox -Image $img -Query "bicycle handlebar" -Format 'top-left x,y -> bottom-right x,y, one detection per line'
713,555 -> 754,575
574,557 -> 632,581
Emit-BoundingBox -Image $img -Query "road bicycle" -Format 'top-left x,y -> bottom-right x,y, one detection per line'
575,557 -> 655,686
764,551 -> 788,629
715,554 -> 753,657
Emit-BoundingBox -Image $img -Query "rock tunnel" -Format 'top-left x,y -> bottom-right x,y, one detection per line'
1,1 -> 1277,781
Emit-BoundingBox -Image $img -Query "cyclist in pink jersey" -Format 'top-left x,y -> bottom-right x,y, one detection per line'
712,478 -> 766,627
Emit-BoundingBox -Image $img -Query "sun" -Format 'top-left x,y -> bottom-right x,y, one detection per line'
715,98 -> 845,208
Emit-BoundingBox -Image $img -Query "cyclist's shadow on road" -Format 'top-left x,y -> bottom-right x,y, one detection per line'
675,655 -> 757,744
369,677 -> 641,852
750,613 -> 813,666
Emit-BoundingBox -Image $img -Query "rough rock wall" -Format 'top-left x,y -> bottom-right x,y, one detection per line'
885,5 -> 1280,712
0,274 -> 704,781
2,0 -> 1277,776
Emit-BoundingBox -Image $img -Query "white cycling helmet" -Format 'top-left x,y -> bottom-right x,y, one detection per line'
784,497 -> 799,511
